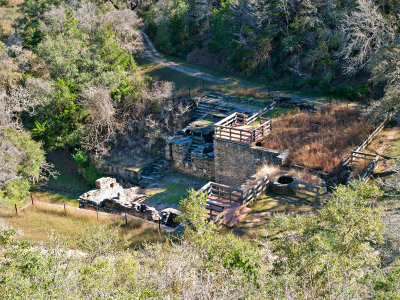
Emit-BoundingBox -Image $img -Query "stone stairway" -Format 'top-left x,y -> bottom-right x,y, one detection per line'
183,136 -> 205,165
193,102 -> 216,119
192,94 -> 262,120
139,159 -> 170,188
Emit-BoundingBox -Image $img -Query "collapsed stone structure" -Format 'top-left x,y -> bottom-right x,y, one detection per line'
78,177 -> 181,228
166,92 -> 289,187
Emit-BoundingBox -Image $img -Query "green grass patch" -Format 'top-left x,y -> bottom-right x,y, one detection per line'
146,171 -> 207,205
262,106 -> 294,118
46,171 -> 91,194
227,193 -> 316,239
32,191 -> 79,207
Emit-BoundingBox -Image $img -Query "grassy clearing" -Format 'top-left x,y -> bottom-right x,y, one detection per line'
261,106 -> 372,173
0,202 -> 164,249
141,52 -> 356,102
45,149 -> 92,195
145,171 -> 207,205
262,106 -> 294,118
136,56 -> 226,92
223,193 -> 317,239
31,190 -> 79,207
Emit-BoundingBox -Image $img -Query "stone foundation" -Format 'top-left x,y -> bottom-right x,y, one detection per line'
78,177 -> 181,227
166,136 -> 215,180
214,139 -> 289,188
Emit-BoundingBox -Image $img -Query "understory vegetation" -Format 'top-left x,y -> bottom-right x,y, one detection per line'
143,0 -> 400,110
2,181 -> 400,298
261,107 -> 372,172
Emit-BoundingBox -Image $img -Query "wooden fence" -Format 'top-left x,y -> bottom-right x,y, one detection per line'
246,100 -> 277,124
198,175 -> 270,223
340,113 -> 396,182
344,151 -> 380,183
341,114 -> 394,168
292,180 -> 327,200
360,156 -> 379,182
198,182 -> 244,203
242,174 -> 270,205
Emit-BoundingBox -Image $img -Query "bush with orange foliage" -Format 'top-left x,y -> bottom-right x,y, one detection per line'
261,107 -> 372,173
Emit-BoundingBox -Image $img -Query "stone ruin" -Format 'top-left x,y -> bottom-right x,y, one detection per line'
78,177 -> 181,228
166,91 -> 290,187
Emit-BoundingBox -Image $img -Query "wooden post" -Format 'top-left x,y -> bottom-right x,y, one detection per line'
64,201 -> 66,212
125,212 -> 128,225
31,194 -> 34,206
96,207 -> 99,220
14,204 -> 18,216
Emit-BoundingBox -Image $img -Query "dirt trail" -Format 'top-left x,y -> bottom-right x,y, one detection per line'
368,116 -> 400,172
141,31 -> 339,107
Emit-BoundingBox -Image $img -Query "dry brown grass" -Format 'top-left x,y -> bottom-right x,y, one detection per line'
7,0 -> 24,6
0,202 -> 164,249
231,87 -> 268,99
351,159 -> 371,179
261,106 -> 372,173
286,169 -> 324,186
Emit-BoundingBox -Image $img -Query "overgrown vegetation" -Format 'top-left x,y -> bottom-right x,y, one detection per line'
2,182 -> 400,298
261,107 -> 373,172
142,0 -> 399,101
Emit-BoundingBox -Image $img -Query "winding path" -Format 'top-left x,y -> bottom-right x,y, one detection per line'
141,31 -> 336,107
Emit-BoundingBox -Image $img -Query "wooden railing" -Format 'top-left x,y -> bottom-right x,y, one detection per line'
360,156 -> 379,182
344,151 -> 379,183
242,174 -> 270,205
206,201 -> 225,223
199,182 -> 244,203
246,100 -> 277,125
199,175 -> 271,223
341,113 -> 395,168
214,113 -> 272,144
293,180 -> 327,200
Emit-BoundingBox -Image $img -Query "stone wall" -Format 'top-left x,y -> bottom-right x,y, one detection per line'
214,139 -> 289,188
189,148 -> 215,179
166,136 -> 215,180
94,161 -> 142,184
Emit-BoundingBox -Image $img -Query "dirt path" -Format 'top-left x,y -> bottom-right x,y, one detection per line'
368,116 -> 400,172
141,31 -> 338,107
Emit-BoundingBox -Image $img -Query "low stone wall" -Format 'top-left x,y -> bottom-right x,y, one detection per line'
203,91 -> 271,107
94,161 -> 142,184
214,139 -> 289,188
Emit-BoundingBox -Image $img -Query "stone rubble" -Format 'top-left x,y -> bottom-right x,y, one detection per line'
78,177 -> 181,227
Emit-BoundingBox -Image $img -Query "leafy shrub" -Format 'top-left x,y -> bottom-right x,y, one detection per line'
72,149 -> 89,168
83,166 -> 102,187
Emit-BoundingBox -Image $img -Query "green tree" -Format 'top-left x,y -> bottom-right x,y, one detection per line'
268,181 -> 385,298
0,127 -> 45,212
369,38 -> 400,122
